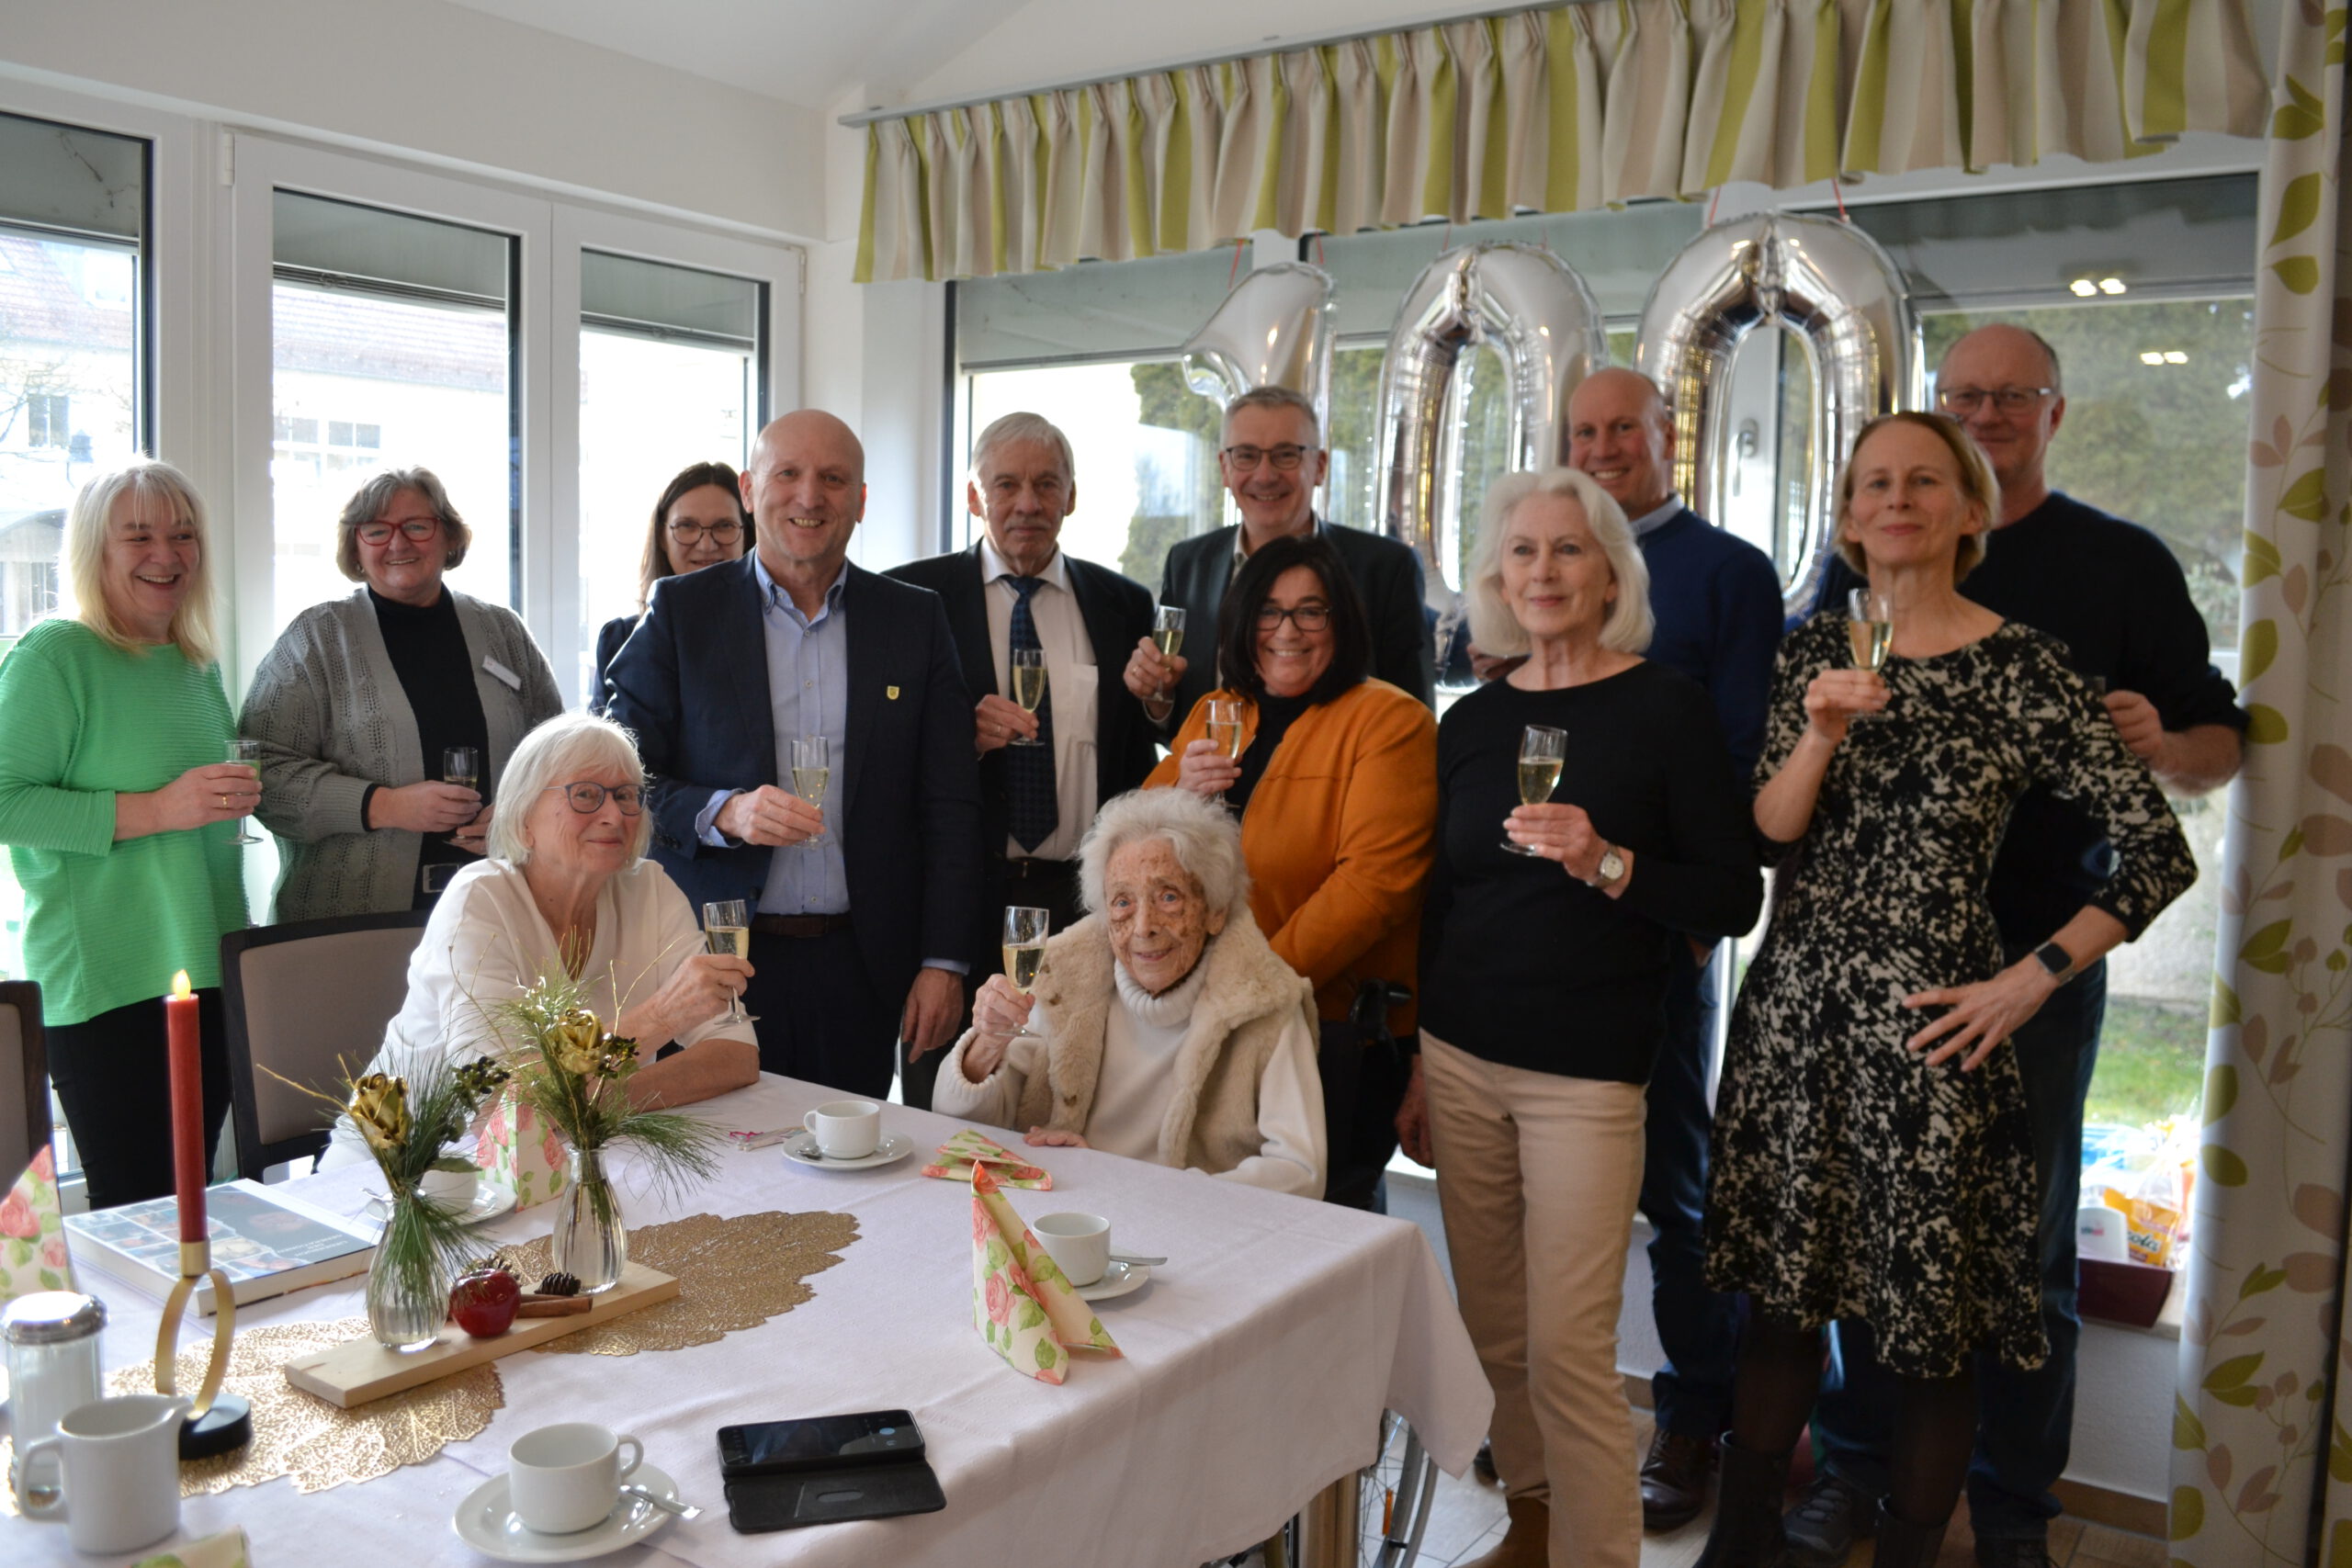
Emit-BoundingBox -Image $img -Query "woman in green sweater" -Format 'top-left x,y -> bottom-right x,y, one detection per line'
0,461 -> 255,1206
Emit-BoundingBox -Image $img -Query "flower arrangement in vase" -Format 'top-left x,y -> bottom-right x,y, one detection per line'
491,969 -> 722,1293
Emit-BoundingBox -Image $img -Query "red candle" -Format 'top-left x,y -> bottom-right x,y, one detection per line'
165,970 -> 206,1245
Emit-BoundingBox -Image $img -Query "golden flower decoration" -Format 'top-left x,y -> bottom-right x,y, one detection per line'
348,1073 -> 413,1152
548,1010 -> 607,1077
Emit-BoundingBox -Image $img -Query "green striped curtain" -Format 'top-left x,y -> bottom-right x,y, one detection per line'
856,0 -> 2267,283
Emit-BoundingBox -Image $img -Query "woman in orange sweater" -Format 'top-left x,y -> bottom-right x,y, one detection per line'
1146,533 -> 1435,1209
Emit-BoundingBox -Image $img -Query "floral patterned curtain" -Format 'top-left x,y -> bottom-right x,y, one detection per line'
2170,5 -> 2352,1566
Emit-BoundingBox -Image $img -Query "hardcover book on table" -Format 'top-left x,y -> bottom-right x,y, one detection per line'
62,1179 -> 378,1314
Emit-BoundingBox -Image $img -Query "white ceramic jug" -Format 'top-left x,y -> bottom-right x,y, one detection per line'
20,1393 -> 188,1554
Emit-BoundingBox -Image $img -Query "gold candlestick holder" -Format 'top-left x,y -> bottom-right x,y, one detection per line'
155,1236 -> 252,1458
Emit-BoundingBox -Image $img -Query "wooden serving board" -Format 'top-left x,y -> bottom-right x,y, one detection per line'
283,1263 -> 680,1407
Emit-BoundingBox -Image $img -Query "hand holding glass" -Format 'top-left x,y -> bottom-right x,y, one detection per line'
790,736 -> 829,848
443,745 -> 481,850
1846,589 -> 1894,720
1151,606 -> 1185,695
1008,649 -> 1046,746
702,900 -> 752,1027
1204,699 -> 1245,804
1505,726 -> 1567,856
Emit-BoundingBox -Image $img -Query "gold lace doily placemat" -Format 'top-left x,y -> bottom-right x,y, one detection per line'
506,1208 -> 859,1357
0,1207 -> 857,1506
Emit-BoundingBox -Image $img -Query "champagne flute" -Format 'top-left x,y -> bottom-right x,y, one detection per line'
1151,605 -> 1185,697
227,738 -> 263,845
791,735 -> 829,850
1001,906 -> 1050,1038
1503,725 -> 1566,855
443,745 -> 481,852
1007,648 -> 1047,746
702,899 -> 752,1027
1847,588 -> 1894,720
1204,698 -> 1245,805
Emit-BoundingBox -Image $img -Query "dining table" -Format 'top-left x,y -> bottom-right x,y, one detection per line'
6,1073 -> 1491,1567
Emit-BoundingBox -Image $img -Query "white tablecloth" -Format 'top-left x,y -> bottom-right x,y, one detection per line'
7,1076 -> 1489,1566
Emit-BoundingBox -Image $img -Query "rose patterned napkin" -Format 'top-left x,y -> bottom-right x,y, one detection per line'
0,1145 -> 75,1303
969,1164 -> 1118,1383
473,1087 -> 569,1210
925,1128 -> 1054,1190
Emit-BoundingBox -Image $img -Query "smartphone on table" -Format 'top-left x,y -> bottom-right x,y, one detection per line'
717,1409 -> 944,1532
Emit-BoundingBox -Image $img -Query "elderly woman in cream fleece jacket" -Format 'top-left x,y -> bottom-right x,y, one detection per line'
931,788 -> 1327,1199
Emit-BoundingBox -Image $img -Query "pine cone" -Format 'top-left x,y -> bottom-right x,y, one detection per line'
537,1271 -> 582,1297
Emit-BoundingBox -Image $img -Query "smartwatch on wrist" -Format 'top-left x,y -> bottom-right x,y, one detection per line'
2030,940 -> 2074,981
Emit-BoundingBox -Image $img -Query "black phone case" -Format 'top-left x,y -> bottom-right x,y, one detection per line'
723,1460 -> 946,1533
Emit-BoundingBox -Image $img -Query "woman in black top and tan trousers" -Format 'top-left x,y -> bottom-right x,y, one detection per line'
1400,467 -> 1761,1568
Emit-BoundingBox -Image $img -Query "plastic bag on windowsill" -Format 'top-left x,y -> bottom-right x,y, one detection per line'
2086,1115 -> 2195,1268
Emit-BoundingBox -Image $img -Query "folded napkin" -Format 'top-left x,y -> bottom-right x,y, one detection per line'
0,1145 -> 75,1303
924,1128 -> 1054,1190
135,1527 -> 252,1568
969,1164 -> 1118,1383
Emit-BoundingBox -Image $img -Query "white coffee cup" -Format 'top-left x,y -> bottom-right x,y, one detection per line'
507,1421 -> 643,1534
20,1393 -> 188,1554
421,1165 -> 480,1209
1033,1212 -> 1112,1287
803,1099 -> 882,1159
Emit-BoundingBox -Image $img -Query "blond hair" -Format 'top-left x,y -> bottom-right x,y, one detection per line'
1464,468 -> 1654,659
64,460 -> 220,665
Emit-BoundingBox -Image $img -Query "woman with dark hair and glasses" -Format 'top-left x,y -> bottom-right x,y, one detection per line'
1144,533 -> 1436,1209
241,467 -> 562,920
320,712 -> 757,1168
591,461 -> 752,713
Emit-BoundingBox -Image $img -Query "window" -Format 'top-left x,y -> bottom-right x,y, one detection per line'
0,108 -> 148,991
269,191 -> 518,626
575,249 -> 763,695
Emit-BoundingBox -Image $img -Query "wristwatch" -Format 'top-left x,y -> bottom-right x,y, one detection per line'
2031,940 -> 2075,980
1594,844 -> 1627,889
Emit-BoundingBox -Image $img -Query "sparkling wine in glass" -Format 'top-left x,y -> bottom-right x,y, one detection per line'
1001,905 -> 1050,1038
1847,588 -> 1894,720
442,745 -> 481,851
791,735 -> 829,849
227,738 -> 263,845
702,899 -> 752,1027
1204,698 -> 1245,805
1152,605 -> 1185,695
1008,648 -> 1047,746
1504,725 -> 1567,856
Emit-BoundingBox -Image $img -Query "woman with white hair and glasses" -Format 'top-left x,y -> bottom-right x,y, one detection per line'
1398,468 -> 1761,1568
322,712 -> 757,1167
0,461 -> 256,1206
931,787 -> 1326,1198
241,467 -> 562,921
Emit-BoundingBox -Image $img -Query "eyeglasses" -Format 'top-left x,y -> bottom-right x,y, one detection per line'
544,781 -> 643,815
1254,603 -> 1332,631
356,517 -> 443,546
1935,385 -> 2055,416
1221,444 -> 1317,472
667,520 -> 742,545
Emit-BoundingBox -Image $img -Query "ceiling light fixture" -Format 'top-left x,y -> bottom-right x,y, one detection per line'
2165,350 -> 2188,364
2070,279 -> 2099,297
2099,277 -> 2127,295
2140,352 -> 2166,366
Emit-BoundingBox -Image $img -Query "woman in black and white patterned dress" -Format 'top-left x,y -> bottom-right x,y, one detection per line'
1695,412 -> 2194,1568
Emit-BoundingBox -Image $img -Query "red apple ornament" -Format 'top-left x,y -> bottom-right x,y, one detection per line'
449,1265 -> 523,1337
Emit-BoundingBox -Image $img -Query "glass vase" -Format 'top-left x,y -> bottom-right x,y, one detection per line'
367,1190 -> 448,1352
552,1146 -> 628,1293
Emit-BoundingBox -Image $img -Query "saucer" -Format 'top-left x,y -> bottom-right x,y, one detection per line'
782,1129 -> 916,1170
368,1183 -> 518,1228
452,1461 -> 679,1562
1076,1259 -> 1150,1302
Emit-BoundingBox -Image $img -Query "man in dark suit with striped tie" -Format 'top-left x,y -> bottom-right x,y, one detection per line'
885,412 -> 1159,1108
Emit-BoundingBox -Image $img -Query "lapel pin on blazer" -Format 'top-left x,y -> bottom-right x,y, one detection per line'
887,685 -> 900,700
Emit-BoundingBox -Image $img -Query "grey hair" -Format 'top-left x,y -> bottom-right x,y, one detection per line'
488,713 -> 650,866
1079,789 -> 1249,920
970,411 -> 1076,486
1222,384 -> 1321,442
334,467 -> 473,581
1465,468 -> 1655,658
64,459 -> 220,664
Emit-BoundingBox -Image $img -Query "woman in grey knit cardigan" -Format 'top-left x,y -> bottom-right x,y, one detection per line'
240,468 -> 562,922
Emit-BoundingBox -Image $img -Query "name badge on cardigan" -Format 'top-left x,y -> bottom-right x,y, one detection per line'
483,656 -> 523,690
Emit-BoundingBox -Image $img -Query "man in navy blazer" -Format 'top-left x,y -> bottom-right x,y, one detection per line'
606,410 -> 982,1099
884,412 -> 1159,1106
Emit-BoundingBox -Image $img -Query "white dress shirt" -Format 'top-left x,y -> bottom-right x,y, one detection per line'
979,537 -> 1098,863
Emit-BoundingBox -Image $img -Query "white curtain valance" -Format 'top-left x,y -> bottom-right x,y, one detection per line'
856,0 -> 2269,284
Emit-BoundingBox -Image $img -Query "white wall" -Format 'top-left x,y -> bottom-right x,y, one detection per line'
0,0 -> 828,242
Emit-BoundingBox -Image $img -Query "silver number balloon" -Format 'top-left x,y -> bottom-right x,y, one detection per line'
1636,212 -> 1920,616
1374,243 -> 1608,664
1181,262 -> 1338,428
